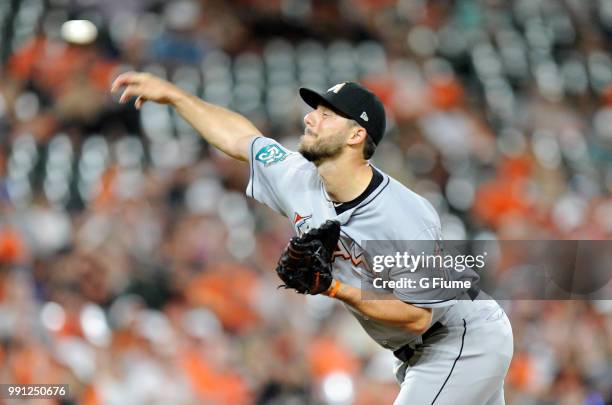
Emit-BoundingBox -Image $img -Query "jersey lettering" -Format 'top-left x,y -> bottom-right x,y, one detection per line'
333,237 -> 365,268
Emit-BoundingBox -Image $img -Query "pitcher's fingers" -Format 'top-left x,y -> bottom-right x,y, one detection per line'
119,85 -> 142,103
111,72 -> 142,92
111,74 -> 132,92
135,96 -> 145,109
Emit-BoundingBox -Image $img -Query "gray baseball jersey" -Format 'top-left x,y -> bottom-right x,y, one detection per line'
246,136 -> 513,404
248,136 -> 466,347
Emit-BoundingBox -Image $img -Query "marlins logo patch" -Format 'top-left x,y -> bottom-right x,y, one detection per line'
293,212 -> 312,236
255,143 -> 288,166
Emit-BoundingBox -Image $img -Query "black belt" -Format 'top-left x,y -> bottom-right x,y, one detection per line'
393,286 -> 480,363
393,321 -> 444,362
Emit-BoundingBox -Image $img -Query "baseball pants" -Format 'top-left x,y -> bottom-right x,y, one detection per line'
393,294 -> 514,405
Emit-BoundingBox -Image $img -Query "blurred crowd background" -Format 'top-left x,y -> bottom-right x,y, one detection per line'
0,0 -> 611,404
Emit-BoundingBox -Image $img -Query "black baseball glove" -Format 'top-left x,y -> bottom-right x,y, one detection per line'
276,220 -> 341,294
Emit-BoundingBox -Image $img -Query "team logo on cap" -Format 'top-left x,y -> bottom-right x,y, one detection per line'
360,112 -> 369,121
327,83 -> 347,94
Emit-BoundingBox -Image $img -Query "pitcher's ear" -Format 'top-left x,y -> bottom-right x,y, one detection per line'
348,125 -> 367,145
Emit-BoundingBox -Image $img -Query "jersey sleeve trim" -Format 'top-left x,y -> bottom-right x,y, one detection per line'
248,136 -> 265,199
399,297 -> 457,308
400,297 -> 455,304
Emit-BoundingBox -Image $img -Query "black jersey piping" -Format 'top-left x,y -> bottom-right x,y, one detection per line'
249,136 -> 264,198
342,176 -> 390,226
401,297 -> 456,305
320,166 -> 387,204
430,319 -> 467,405
334,168 -> 384,215
352,175 -> 390,212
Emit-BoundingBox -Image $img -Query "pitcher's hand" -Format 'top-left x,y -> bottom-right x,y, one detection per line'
111,71 -> 183,109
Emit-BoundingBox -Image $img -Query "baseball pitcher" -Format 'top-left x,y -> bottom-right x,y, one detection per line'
112,72 -> 513,405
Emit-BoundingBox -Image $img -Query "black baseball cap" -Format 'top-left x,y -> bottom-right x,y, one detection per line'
299,82 -> 387,145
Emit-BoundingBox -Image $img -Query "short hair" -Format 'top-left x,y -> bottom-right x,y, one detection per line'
348,120 -> 377,160
363,134 -> 377,160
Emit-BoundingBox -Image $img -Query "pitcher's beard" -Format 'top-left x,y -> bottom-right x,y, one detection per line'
299,133 -> 344,164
